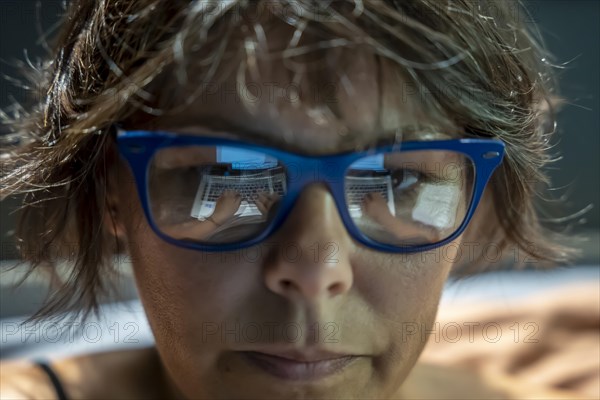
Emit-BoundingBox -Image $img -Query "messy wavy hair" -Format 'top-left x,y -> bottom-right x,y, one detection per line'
1,0 -> 574,321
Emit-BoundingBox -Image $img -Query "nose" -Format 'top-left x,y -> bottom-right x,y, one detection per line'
263,184 -> 355,302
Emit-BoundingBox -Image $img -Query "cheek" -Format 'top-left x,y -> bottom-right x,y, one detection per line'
352,245 -> 455,383
123,216 -> 236,336
123,216 -> 256,389
356,246 -> 453,321
116,181 -> 237,367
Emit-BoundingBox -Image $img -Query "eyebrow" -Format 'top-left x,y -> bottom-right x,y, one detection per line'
160,116 -> 456,153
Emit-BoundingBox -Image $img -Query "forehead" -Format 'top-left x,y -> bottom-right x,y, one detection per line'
127,25 -> 459,154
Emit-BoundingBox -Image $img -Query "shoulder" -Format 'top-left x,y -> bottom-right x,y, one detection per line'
0,347 -> 163,399
0,360 -> 60,400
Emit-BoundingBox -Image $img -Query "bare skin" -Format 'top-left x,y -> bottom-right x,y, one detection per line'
1,347 -> 499,400
0,348 -> 169,400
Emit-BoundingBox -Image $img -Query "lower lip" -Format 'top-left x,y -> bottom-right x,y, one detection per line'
241,352 -> 358,381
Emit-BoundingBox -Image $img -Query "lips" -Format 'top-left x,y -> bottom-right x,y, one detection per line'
241,350 -> 359,381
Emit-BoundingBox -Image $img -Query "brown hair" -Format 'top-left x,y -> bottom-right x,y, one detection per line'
0,0 -> 576,321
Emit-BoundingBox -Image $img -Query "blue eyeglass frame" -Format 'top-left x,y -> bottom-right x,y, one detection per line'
116,129 -> 505,253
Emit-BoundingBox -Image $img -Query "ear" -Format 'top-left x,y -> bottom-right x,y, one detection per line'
103,137 -> 128,242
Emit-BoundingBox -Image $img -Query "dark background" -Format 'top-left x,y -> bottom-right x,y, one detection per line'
1,0 -> 599,260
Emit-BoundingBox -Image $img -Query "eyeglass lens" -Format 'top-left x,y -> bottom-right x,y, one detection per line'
147,145 -> 474,247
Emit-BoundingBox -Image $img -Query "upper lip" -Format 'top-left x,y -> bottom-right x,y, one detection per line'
244,348 -> 356,363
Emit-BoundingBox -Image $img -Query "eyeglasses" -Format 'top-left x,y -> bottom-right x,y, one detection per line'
116,129 -> 504,253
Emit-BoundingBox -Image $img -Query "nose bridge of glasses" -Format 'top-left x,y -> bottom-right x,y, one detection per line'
285,153 -> 352,186
273,154 -> 352,227
273,164 -> 351,244
280,156 -> 352,222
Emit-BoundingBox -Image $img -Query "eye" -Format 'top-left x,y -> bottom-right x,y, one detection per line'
391,169 -> 421,191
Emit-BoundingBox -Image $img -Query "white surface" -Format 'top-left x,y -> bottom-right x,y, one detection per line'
1,300 -> 153,360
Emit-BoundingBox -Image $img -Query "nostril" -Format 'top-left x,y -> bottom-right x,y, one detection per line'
328,282 -> 344,295
281,280 -> 293,290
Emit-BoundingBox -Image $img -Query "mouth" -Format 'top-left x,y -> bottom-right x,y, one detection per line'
240,350 -> 360,381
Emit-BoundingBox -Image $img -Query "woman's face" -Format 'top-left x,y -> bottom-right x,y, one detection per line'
111,47 -> 464,398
